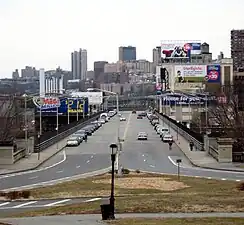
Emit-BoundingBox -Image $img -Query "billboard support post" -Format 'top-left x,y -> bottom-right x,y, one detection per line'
76,98 -> 79,122
67,98 -> 70,124
83,99 -> 85,119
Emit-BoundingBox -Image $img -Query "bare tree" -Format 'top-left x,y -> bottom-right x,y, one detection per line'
0,96 -> 23,142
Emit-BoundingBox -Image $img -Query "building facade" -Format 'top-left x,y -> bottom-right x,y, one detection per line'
71,48 -> 87,80
231,29 -> 244,71
119,46 -> 136,61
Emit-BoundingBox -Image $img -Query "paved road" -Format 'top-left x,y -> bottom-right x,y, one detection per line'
0,114 -> 128,191
0,197 -> 101,215
121,112 -> 244,181
2,213 -> 244,225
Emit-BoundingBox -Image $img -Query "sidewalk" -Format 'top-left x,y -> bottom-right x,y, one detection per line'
159,117 -> 244,172
0,137 -> 68,176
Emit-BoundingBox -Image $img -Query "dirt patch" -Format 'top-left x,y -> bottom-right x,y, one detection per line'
93,177 -> 189,191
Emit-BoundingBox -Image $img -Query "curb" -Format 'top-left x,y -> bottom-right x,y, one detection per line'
153,115 -> 244,173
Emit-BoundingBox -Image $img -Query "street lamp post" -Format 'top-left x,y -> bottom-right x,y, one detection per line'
22,94 -> 29,155
109,143 -> 117,220
37,132 -> 41,160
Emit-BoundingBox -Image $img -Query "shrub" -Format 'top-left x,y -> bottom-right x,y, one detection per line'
237,182 -> 244,191
22,190 -> 31,199
135,169 -> 141,173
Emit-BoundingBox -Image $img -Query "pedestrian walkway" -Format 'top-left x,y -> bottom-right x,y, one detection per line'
0,138 -> 68,176
2,213 -> 244,225
158,114 -> 244,172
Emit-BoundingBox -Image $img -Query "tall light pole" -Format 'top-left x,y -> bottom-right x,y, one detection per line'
22,94 -> 28,155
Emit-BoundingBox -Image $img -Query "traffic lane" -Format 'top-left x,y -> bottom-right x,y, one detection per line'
38,150 -> 65,169
0,198 -> 97,217
121,114 -> 184,173
0,114 -> 129,190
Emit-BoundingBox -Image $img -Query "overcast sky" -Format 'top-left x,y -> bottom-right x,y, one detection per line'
0,0 -> 243,77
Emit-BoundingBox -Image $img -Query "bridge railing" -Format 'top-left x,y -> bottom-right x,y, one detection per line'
34,111 -> 103,153
156,112 -> 204,151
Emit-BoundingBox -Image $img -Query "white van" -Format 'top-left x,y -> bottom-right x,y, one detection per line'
159,127 -> 169,137
100,113 -> 109,122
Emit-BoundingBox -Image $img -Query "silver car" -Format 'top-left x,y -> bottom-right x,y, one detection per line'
137,132 -> 148,140
66,137 -> 79,146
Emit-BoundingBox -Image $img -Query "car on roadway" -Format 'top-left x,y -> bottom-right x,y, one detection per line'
75,129 -> 88,140
91,120 -> 102,128
147,112 -> 152,118
151,118 -> 159,125
161,133 -> 173,142
66,136 -> 79,146
159,127 -> 170,137
120,117 -> 126,121
132,110 -> 136,114
71,133 -> 84,144
137,115 -> 143,119
137,132 -> 148,140
82,126 -> 93,135
139,112 -> 147,117
98,118 -> 106,124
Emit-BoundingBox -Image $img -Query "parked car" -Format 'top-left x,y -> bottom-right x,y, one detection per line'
71,134 -> 84,144
132,110 -> 137,114
161,133 -> 173,142
137,115 -> 143,119
66,137 -> 79,146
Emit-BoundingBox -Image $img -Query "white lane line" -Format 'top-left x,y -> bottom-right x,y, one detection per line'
142,154 -> 145,157
207,177 -> 212,179
83,198 -> 101,203
236,180 -> 241,182
221,178 -> 227,181
122,112 -> 132,140
91,155 -> 94,158
29,176 -> 38,180
168,156 -> 244,175
45,199 -> 71,206
0,202 -> 10,207
86,160 -> 90,163
76,165 -> 81,168
149,165 -> 155,168
56,170 -> 63,173
143,159 -> 146,162
13,201 -> 37,208
0,150 -> 67,179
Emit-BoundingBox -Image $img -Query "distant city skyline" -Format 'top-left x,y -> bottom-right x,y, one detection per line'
1,0 -> 244,77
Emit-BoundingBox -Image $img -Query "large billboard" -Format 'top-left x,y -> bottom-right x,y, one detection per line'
33,96 -> 89,115
71,92 -> 103,105
206,65 -> 221,83
161,40 -> 201,59
174,65 -> 207,83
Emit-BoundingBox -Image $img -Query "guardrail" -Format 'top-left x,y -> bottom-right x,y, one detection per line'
13,148 -> 26,163
209,146 -> 219,161
156,112 -> 204,151
34,111 -> 103,153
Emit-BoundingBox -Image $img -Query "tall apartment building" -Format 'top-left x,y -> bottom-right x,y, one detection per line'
152,46 -> 161,73
231,29 -> 244,71
119,46 -> 136,61
71,48 -> 87,80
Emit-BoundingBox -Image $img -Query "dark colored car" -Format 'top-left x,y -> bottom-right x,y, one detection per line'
137,115 -> 143,119
132,110 -> 137,114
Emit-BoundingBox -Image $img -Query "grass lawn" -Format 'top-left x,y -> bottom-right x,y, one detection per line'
6,172 -> 244,217
107,218 -> 244,225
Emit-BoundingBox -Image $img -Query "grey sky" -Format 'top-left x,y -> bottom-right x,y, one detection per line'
0,0 -> 243,77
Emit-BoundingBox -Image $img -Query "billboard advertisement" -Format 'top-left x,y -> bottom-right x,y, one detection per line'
206,64 -> 221,83
161,94 -> 205,106
33,97 -> 89,115
161,40 -> 201,59
174,65 -> 207,83
71,92 -> 103,105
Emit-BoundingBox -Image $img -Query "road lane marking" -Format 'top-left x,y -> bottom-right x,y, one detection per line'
1,167 -> 111,191
0,150 -> 67,179
123,113 -> 132,140
13,201 -> 37,208
142,154 -> 145,157
221,178 -> 226,181
149,165 -> 155,168
0,202 -> 10,207
236,180 -> 241,182
143,159 -> 146,162
207,177 -> 212,179
45,199 -> 71,206
29,176 -> 38,180
76,165 -> 80,168
56,170 -> 63,173
91,155 -> 94,158
84,198 -> 101,203
86,160 -> 90,163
